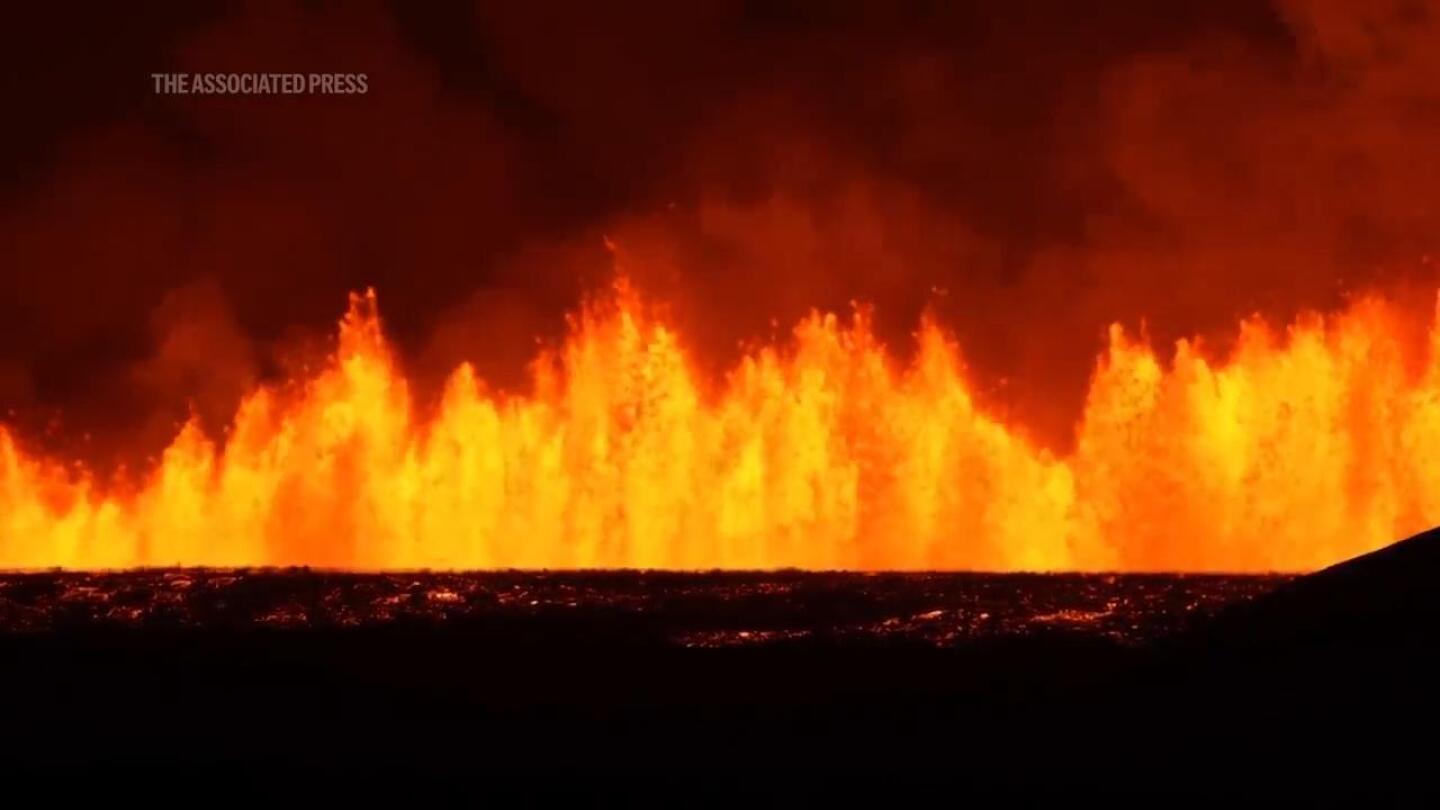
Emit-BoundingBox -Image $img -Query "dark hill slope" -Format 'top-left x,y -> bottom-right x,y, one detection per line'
1198,525 -> 1440,650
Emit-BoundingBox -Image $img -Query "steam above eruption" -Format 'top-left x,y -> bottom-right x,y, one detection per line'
3,275 -> 1440,572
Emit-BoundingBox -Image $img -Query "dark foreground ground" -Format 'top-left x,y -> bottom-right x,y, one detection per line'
2,536 -> 1438,795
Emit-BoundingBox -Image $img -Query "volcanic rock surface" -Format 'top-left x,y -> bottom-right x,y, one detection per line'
1,532 -> 1437,792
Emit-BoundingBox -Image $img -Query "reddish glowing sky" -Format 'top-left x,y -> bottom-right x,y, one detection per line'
2,1 -> 1438,463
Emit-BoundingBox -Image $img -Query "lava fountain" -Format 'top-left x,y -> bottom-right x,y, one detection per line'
3,278 -> 1440,572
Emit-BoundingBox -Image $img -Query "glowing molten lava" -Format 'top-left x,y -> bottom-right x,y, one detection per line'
3,281 -> 1440,572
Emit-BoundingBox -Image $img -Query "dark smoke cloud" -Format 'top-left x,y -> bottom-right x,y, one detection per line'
1,0 -> 1436,459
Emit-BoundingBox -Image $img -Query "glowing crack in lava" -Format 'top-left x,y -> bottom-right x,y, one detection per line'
3,279 -> 1440,572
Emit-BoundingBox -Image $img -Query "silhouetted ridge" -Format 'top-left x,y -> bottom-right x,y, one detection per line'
1196,525 -> 1440,651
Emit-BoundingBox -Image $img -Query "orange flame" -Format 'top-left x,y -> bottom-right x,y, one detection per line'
3,281 -> 1439,571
